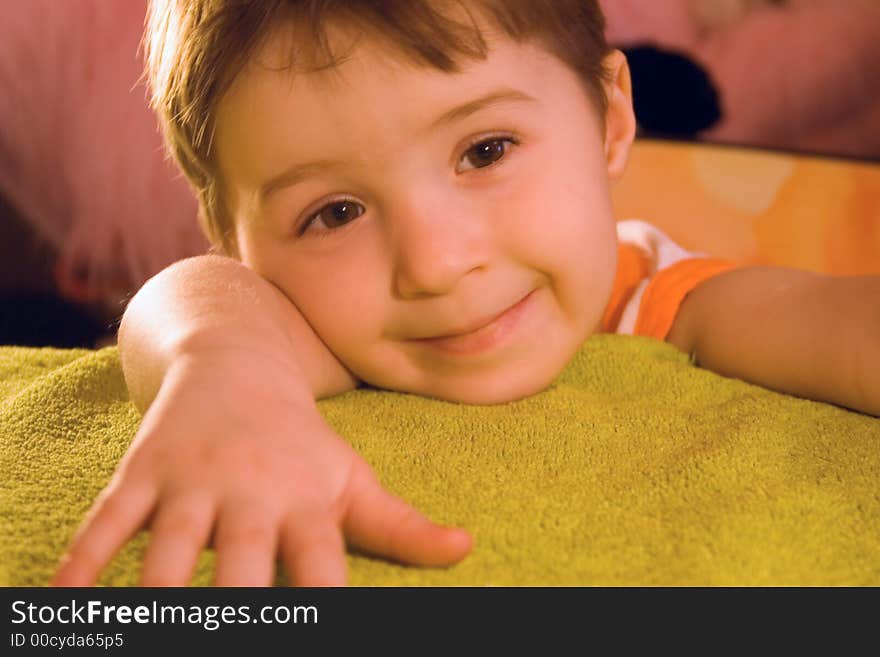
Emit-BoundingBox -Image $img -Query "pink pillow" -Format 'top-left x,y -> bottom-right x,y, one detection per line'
600,0 -> 880,158
0,0 -> 207,305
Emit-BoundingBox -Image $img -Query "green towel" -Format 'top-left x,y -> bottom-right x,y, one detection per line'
1,335 -> 877,586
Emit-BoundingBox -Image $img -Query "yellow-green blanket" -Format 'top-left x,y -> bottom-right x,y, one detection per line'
1,335 -> 877,586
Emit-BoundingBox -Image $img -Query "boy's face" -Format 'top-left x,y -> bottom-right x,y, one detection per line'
215,23 -> 635,404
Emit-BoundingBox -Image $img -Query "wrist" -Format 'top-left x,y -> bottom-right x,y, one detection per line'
121,326 -> 316,414
168,346 -> 318,409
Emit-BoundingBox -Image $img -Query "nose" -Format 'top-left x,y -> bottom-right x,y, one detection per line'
389,197 -> 491,299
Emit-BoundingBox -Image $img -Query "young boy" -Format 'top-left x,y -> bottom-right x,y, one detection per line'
52,0 -> 879,588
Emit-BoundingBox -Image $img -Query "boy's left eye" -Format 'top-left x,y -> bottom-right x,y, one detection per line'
457,137 -> 517,172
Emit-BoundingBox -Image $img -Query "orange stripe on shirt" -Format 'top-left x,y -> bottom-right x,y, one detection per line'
600,242 -> 737,340
634,257 -> 737,340
600,243 -> 653,333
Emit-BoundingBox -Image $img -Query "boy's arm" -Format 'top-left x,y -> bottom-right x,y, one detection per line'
53,254 -> 471,587
119,254 -> 357,412
667,266 -> 880,417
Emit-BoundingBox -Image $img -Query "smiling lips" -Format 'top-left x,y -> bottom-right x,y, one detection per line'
413,290 -> 535,356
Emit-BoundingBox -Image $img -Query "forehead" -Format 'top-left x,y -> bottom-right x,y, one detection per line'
213,19 -> 599,192
240,10 -> 568,96
220,2 -> 599,118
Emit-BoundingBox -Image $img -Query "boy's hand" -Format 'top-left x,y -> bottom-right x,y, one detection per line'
51,352 -> 471,586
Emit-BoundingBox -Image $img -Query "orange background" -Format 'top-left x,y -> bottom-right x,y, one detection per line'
612,139 -> 880,275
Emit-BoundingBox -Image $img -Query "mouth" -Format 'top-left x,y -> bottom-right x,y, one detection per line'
412,289 -> 536,356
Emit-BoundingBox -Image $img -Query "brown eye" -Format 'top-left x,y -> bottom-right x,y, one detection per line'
459,137 -> 515,172
465,139 -> 506,169
313,200 -> 364,230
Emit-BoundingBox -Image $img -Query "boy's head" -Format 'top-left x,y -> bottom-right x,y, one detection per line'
145,0 -> 636,403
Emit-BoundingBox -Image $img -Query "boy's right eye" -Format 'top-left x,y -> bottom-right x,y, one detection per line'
301,199 -> 365,235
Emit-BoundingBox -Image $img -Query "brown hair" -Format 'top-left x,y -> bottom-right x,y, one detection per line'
144,0 -> 611,254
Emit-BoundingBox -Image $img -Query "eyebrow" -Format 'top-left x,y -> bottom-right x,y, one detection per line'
427,87 -> 538,133
259,87 -> 537,200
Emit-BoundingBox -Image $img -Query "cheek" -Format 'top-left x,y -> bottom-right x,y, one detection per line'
238,225 -> 387,348
498,158 -> 618,330
501,158 -> 616,271
281,242 -> 388,353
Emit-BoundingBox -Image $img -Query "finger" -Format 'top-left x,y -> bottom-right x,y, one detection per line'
140,491 -> 216,586
279,515 -> 347,587
212,501 -> 278,586
344,473 -> 472,567
52,478 -> 158,586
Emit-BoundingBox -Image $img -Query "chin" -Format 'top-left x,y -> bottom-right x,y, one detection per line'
422,358 -> 568,406
451,382 -> 552,405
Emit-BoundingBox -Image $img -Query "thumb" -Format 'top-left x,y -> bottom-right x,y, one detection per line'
343,468 -> 472,567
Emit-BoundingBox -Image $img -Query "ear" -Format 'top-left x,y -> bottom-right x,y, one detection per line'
602,50 -> 636,183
